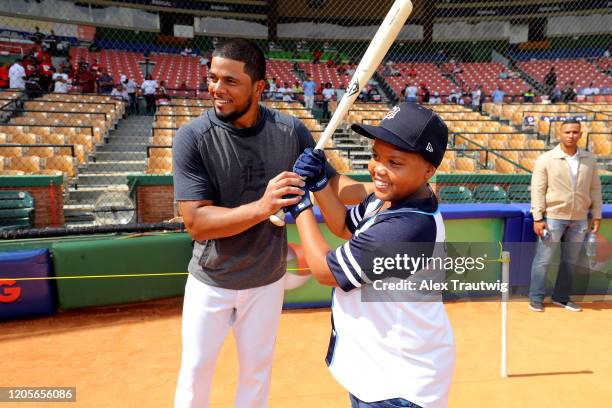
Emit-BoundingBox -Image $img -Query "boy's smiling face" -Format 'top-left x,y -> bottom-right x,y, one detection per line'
368,139 -> 435,204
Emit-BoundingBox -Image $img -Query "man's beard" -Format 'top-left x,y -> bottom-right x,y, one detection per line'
214,96 -> 253,124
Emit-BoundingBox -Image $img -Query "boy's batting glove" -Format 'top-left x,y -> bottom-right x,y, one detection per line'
285,188 -> 312,220
293,148 -> 328,192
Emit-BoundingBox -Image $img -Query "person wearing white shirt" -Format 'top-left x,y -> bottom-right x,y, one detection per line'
280,82 -> 293,102
322,85 -> 335,101
9,59 -> 26,90
404,82 -> 418,103
111,84 -> 129,102
52,68 -> 70,93
471,85 -> 482,109
141,74 -> 158,114
429,91 -> 441,104
121,74 -> 139,114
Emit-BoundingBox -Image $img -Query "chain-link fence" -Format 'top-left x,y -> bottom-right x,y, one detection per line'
0,0 -> 611,228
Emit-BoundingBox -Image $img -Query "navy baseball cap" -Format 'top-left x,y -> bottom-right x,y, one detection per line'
351,103 -> 448,167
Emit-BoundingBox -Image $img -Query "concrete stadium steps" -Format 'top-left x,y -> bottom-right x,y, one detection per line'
332,128 -> 371,170
64,115 -> 153,225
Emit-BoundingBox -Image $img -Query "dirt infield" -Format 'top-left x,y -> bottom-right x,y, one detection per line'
1,298 -> 611,407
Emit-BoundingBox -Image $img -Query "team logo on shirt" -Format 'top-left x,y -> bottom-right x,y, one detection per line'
384,106 -> 401,121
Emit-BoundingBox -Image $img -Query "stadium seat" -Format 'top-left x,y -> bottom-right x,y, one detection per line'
8,156 -> 41,174
0,146 -> 23,158
473,185 -> 508,203
11,133 -> 38,145
455,157 -> 476,172
602,185 -> 612,204
147,157 -> 173,174
0,191 -> 35,230
438,186 -> 473,203
507,184 -> 531,203
43,156 -> 76,178
149,147 -> 173,158
495,159 -> 517,174
437,159 -> 453,173
151,136 -> 173,146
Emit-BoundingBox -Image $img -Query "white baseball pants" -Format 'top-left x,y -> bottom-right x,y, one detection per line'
174,275 -> 285,408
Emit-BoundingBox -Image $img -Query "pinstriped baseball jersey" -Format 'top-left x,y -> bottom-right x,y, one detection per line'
324,192 -> 455,407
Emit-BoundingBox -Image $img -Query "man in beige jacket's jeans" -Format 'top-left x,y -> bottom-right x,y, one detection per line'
529,119 -> 602,312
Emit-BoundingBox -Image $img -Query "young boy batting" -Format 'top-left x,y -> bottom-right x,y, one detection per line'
289,103 -> 456,408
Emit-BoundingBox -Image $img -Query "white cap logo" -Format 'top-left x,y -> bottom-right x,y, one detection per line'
426,142 -> 434,152
384,106 -> 401,121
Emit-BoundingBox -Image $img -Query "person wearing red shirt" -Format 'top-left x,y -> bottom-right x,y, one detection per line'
313,49 -> 322,64
0,63 -> 9,89
77,67 -> 96,93
39,61 -> 54,92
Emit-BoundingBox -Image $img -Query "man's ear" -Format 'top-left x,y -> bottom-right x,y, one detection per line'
254,79 -> 266,95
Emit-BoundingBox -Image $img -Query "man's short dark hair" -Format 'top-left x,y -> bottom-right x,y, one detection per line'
561,118 -> 581,128
212,38 -> 266,82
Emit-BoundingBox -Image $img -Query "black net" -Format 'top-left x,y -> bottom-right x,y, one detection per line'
0,0 -> 610,228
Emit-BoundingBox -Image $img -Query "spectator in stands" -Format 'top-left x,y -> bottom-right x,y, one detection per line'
345,65 -> 355,77
551,86 -> 562,103
199,54 -> 210,68
38,59 -> 54,92
30,26 -> 45,43
499,70 -> 508,80
53,66 -> 70,93
91,59 -> 100,76
471,85 -> 482,110
0,62 -> 8,89
448,89 -> 461,104
212,37 -> 219,49
155,82 -> 171,106
121,75 -> 139,115
491,86 -> 505,104
451,62 -> 462,75
420,84 -> 430,104
97,69 -> 114,95
429,91 -> 441,104
335,81 -> 346,101
545,67 -> 557,98
529,119 -> 601,313
181,47 -> 194,57
9,58 -> 26,90
312,48 -> 322,64
281,82 -> 293,102
404,82 -> 418,103
111,83 -> 129,102
302,75 -> 316,110
76,64 -> 96,94
78,59 -> 89,70
321,82 -> 335,119
46,30 -> 58,55
292,81 -> 303,96
141,73 -> 158,114
580,82 -> 600,96
523,88 -> 535,103
25,62 -> 44,98
368,87 -> 381,102
562,82 -> 576,102
407,66 -> 417,78
326,58 -> 335,69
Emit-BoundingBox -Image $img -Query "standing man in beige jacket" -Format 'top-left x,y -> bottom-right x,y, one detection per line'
529,119 -> 602,312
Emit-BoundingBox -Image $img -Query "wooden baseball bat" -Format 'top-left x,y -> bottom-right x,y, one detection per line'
270,0 -> 414,226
